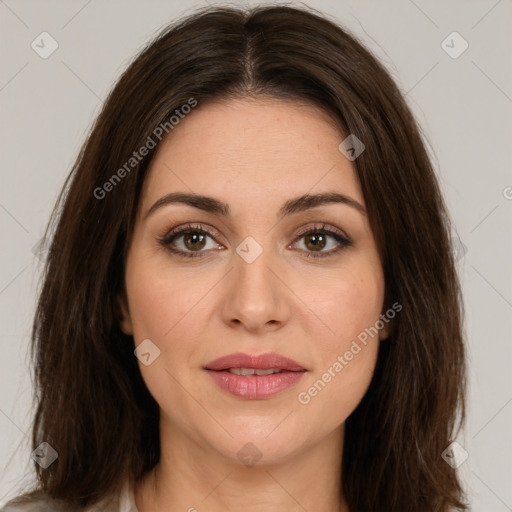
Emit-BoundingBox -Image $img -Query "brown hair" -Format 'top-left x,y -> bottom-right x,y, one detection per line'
4,4 -> 467,511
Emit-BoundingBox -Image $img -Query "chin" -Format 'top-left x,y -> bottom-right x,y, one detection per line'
206,423 -> 306,467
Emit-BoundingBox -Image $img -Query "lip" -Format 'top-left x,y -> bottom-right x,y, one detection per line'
204,352 -> 306,372
204,352 -> 307,400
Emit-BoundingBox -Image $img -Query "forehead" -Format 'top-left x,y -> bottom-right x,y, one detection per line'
140,97 -> 364,214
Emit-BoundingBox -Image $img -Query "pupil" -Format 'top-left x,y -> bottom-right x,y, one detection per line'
306,233 -> 325,251
184,232 -> 206,250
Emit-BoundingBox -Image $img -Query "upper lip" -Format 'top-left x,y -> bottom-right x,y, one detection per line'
204,352 -> 307,372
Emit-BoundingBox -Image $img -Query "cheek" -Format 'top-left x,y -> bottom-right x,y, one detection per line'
124,252 -> 205,415
296,261 -> 384,410
126,278 -> 178,341
340,281 -> 382,341
125,248 -> 206,341
307,264 -> 385,352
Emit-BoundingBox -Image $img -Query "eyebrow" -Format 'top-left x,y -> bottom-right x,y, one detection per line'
145,191 -> 366,220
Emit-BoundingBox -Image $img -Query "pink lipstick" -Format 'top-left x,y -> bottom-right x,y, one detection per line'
204,352 -> 307,399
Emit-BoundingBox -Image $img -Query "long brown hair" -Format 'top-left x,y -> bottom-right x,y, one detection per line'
4,4 -> 467,511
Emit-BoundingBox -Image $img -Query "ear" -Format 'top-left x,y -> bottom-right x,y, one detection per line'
379,317 -> 392,341
379,293 -> 399,341
116,292 -> 133,335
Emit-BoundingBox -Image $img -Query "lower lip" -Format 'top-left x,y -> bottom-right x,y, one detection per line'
205,369 -> 306,399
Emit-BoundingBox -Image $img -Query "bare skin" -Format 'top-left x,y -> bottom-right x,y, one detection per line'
118,97 -> 389,512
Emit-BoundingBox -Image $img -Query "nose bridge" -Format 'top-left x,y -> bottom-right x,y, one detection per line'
233,234 -> 277,302
223,234 -> 288,331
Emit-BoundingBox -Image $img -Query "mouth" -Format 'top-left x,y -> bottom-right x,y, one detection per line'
204,352 -> 307,399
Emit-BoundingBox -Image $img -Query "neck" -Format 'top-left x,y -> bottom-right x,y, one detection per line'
134,422 -> 349,512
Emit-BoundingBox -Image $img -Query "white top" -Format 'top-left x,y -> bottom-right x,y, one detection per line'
0,479 -> 138,512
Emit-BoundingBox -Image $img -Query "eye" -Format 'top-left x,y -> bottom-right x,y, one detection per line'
158,223 -> 223,259
291,223 -> 352,258
158,222 -> 352,259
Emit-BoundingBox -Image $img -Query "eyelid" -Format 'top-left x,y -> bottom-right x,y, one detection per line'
292,223 -> 350,243
159,222 -> 225,245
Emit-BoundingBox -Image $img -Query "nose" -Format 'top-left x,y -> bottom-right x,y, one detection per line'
220,242 -> 291,334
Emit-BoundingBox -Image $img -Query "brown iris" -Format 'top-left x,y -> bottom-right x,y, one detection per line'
183,232 -> 207,251
304,232 -> 327,252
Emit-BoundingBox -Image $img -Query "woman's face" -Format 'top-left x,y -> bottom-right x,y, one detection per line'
119,97 -> 389,465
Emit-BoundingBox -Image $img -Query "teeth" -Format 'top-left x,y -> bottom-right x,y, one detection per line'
229,368 -> 255,376
255,368 -> 282,376
228,368 -> 283,376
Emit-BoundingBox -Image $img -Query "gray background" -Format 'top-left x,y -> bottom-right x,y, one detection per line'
1,0 -> 511,510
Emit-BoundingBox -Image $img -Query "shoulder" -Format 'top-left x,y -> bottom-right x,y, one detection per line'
0,496 -> 67,511
0,480 -> 137,512
0,496 -> 111,512
0,493 -> 78,512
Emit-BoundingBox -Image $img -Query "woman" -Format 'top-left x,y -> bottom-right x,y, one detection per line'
1,4 -> 467,511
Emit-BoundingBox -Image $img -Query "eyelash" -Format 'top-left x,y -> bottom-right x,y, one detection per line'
158,222 -> 352,260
